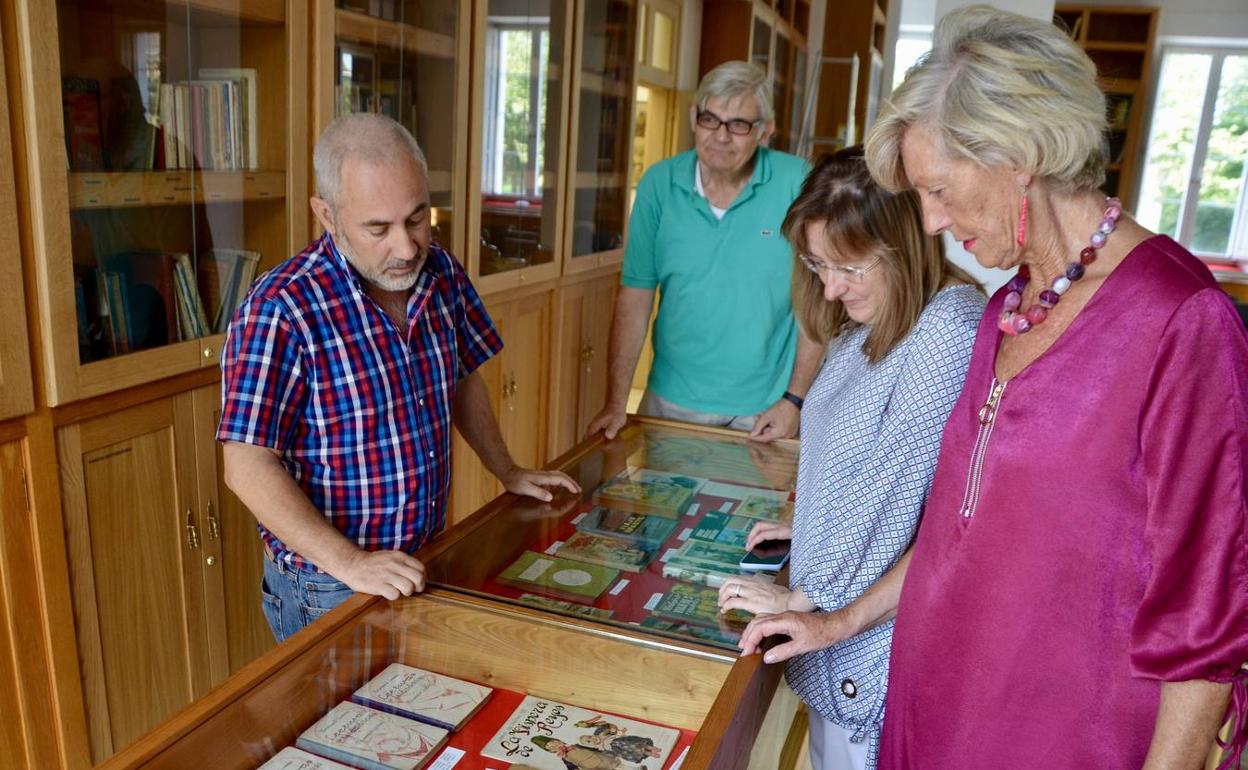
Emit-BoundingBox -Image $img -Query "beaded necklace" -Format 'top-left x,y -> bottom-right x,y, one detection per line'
999,197 -> 1122,337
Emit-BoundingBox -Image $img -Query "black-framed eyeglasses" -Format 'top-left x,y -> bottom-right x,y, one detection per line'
798,253 -> 883,283
696,109 -> 763,136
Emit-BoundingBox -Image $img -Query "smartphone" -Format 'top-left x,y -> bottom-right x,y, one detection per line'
739,539 -> 791,572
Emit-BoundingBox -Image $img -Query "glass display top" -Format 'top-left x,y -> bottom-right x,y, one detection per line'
426,420 -> 799,651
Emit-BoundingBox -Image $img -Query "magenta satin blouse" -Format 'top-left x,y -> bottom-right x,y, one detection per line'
878,236 -> 1248,769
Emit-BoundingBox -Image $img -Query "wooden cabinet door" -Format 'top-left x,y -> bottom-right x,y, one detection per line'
577,275 -> 616,437
56,398 -> 222,762
498,292 -> 551,471
551,283 -> 590,459
0,442 -> 32,766
0,13 -> 32,421
191,385 -> 275,677
449,310 -> 505,525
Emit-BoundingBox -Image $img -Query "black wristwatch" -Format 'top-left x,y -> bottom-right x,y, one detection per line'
781,391 -> 804,410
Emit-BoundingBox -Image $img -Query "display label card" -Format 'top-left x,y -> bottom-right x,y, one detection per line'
661,548 -> 679,563
685,503 -> 700,517
427,747 -> 465,769
670,745 -> 691,770
644,592 -> 664,611
678,527 -> 693,541
572,512 -> 588,524
719,501 -> 734,513
610,579 -> 630,595
519,558 -> 553,582
543,541 -> 564,555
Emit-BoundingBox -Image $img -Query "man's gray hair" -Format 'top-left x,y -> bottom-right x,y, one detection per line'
695,60 -> 774,123
313,113 -> 429,208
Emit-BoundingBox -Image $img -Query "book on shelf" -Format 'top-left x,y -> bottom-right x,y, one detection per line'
481,694 -> 680,770
257,747 -> 352,769
61,77 -> 106,171
518,593 -> 615,620
591,476 -> 695,518
688,511 -> 754,548
576,506 -> 677,550
198,67 -> 258,169
555,531 -> 653,573
101,251 -> 179,349
496,551 -> 620,603
651,584 -> 750,630
172,253 -> 211,339
197,247 -> 261,332
351,663 -> 492,732
157,74 -> 256,171
295,701 -> 448,770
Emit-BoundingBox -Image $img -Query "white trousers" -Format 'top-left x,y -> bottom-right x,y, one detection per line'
637,390 -> 757,432
807,711 -> 870,770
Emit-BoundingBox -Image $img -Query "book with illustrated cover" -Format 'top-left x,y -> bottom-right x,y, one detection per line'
258,747 -> 352,769
592,477 -> 694,519
651,584 -> 750,630
351,663 -> 492,732
669,539 -> 746,571
496,551 -> 620,603
481,695 -> 680,770
640,617 -> 741,646
556,531 -> 652,573
627,468 -> 707,496
62,77 -> 105,170
576,506 -> 677,550
734,495 -> 794,522
295,701 -> 448,770
519,594 -> 615,620
688,512 -> 754,548
661,560 -> 737,588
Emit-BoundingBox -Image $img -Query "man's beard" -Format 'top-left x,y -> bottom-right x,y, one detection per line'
335,227 -> 424,293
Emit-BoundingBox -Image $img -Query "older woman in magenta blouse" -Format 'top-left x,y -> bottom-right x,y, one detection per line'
739,6 -> 1248,770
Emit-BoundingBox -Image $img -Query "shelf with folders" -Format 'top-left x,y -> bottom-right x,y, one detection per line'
331,0 -> 466,255
14,0 -> 304,404
565,0 -> 638,270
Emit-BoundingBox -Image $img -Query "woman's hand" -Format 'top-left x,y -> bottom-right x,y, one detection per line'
738,609 -> 856,664
745,520 -> 793,552
718,575 -> 798,615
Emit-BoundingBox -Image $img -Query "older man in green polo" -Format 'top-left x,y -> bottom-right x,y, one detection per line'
588,60 -> 818,443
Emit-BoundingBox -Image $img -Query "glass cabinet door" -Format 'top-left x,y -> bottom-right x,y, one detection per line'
333,0 -> 465,256
473,0 -> 568,284
566,0 -> 639,268
28,0 -> 295,404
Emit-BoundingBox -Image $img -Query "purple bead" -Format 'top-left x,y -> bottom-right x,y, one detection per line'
1099,218 -> 1116,234
1007,274 -> 1029,293
1065,263 -> 1085,281
1039,290 -> 1060,308
1011,315 -> 1032,334
1004,291 -> 1022,311
1090,231 -> 1107,248
1105,198 -> 1122,218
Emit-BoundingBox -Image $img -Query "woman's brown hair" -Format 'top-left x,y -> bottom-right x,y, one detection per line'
783,146 -> 980,363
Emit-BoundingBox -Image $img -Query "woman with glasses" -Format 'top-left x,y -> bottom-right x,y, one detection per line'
588,60 -> 820,444
718,147 -> 983,770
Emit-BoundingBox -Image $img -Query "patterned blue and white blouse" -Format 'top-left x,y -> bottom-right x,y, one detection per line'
786,284 -> 985,763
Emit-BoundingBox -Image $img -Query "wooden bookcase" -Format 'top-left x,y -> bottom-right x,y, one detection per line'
1054,4 -> 1158,208
813,0 -> 891,155
0,12 -> 33,423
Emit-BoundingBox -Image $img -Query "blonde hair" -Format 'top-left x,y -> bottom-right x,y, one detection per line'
865,4 -> 1106,192
783,147 -> 980,363
696,60 -> 774,123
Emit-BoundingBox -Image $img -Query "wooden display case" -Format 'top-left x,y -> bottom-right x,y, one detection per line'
0,11 -> 33,423
11,0 -> 308,406
99,589 -> 783,770
1053,5 -> 1158,209
813,0 -> 891,153
433,418 -> 798,652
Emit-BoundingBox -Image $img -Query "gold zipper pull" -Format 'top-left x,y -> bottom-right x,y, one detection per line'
977,380 -> 1005,425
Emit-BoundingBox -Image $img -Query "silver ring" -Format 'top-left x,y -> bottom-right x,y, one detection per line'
735,585 -> 742,598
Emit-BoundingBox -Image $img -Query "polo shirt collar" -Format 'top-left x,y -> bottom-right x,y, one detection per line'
676,146 -> 773,214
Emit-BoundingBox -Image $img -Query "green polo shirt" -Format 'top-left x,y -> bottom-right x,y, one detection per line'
622,147 -> 809,416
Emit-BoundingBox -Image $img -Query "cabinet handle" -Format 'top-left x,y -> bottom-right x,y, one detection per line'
206,501 -> 220,540
185,508 -> 201,550
202,347 -> 215,359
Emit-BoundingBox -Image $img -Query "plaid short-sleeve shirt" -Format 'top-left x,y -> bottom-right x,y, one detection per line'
217,233 -> 502,570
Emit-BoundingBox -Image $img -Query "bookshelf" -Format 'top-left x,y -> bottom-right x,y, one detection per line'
1054,4 -> 1158,208
813,0 -> 892,155
14,0 -> 307,406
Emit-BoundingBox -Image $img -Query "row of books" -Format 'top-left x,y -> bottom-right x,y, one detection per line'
261,662 -> 682,770
159,70 -> 259,171
77,248 -> 260,359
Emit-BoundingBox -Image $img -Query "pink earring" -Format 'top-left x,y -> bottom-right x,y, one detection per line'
1016,186 -> 1029,248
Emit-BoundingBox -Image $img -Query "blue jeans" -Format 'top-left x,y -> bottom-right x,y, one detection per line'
260,555 -> 356,643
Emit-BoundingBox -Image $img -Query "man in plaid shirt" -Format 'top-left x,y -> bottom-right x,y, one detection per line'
218,114 -> 578,642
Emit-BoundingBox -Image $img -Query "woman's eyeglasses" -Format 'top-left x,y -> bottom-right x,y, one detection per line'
798,253 -> 882,283
696,109 -> 763,136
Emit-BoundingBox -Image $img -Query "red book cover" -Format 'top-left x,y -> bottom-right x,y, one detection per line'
62,77 -> 105,171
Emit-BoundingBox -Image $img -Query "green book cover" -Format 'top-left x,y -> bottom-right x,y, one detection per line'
640,616 -> 740,647
661,560 -> 737,588
496,551 -> 619,603
689,512 -> 754,548
591,477 -> 694,518
735,495 -> 794,521
651,584 -> 750,629
671,539 -> 747,571
518,594 -> 615,621
576,506 -> 677,550
556,531 -> 652,573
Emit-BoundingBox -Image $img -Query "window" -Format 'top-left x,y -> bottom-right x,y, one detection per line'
1137,47 -> 1248,260
483,20 -> 550,197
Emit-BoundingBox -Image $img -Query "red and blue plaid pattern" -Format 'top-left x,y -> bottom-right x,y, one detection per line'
217,234 -> 502,570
